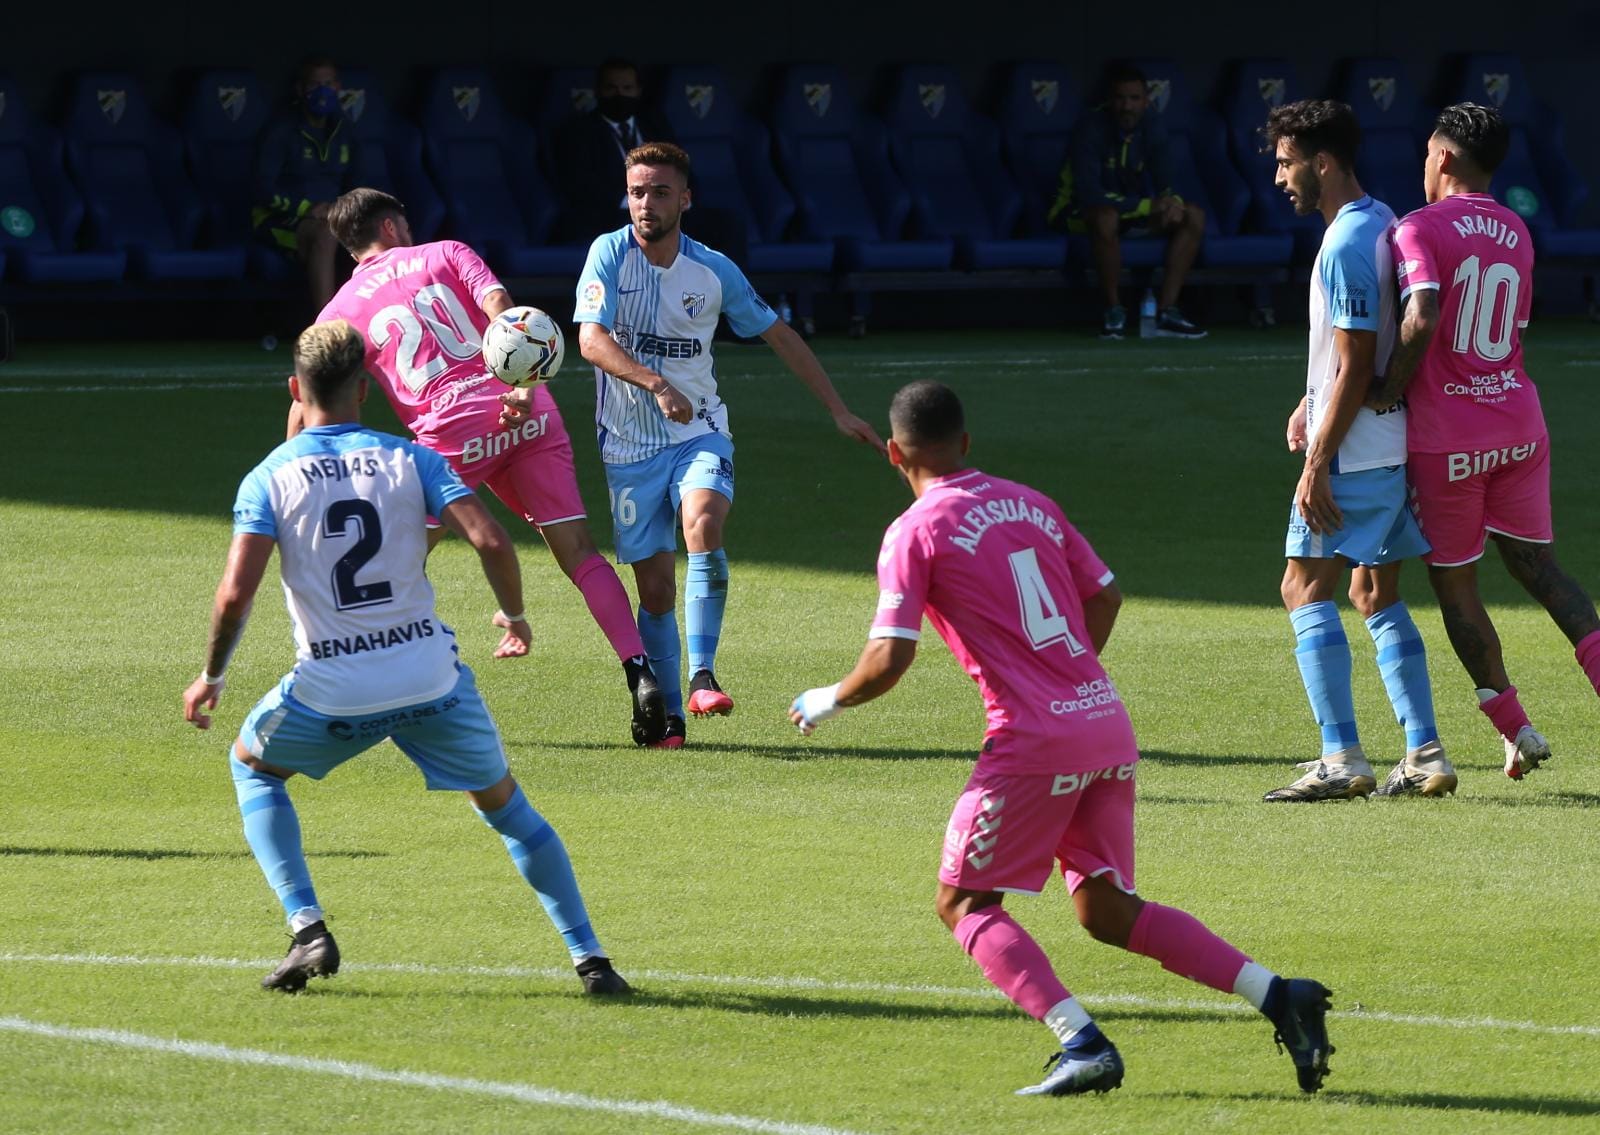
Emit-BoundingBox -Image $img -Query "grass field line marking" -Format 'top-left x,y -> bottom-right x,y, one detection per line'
0,1015 -> 869,1135
0,379 -> 282,394
6,951 -> 1599,1038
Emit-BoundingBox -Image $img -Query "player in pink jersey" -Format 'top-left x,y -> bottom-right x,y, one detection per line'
305,188 -> 668,746
789,381 -> 1335,1098
1375,104 -> 1600,778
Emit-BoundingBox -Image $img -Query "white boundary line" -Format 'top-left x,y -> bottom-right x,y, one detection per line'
4,951 -> 1598,1038
0,1015 -> 865,1135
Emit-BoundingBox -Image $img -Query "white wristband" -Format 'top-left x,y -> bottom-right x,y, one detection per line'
794,684 -> 844,726
497,610 -> 527,624
200,670 -> 226,686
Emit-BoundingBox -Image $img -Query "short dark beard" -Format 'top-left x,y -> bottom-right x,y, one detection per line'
1293,173 -> 1322,216
635,216 -> 680,245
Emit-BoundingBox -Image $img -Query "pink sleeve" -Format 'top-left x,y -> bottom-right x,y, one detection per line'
1393,217 -> 1440,300
1060,517 -> 1113,601
443,241 -> 506,308
869,517 -> 932,641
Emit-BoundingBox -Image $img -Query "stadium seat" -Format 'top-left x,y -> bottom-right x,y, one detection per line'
0,75 -> 125,283
536,66 -> 599,164
997,61 -> 1082,236
1218,58 -> 1321,260
338,68 -> 446,242
769,64 -> 953,272
180,69 -> 288,283
1332,58 -> 1428,218
882,65 -> 1065,270
1450,54 -> 1600,259
62,72 -> 246,280
419,68 -> 584,276
1128,59 -> 1291,268
658,64 -> 832,275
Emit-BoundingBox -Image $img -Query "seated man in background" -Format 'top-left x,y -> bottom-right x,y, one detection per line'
253,55 -> 359,311
1049,62 -> 1206,341
554,58 -> 677,244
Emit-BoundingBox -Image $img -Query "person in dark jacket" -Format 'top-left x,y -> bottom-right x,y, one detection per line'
253,56 -> 359,309
1050,63 -> 1206,339
553,59 -> 677,244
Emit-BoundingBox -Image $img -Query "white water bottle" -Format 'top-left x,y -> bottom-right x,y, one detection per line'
1138,288 -> 1158,338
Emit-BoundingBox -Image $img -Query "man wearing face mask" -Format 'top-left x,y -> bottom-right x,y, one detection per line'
553,59 -> 677,244
253,55 -> 359,309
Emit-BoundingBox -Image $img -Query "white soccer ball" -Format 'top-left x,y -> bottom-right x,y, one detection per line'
482,306 -> 565,388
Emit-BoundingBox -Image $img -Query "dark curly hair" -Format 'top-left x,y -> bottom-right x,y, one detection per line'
328,188 -> 407,255
1261,99 -> 1361,171
1433,102 -> 1510,175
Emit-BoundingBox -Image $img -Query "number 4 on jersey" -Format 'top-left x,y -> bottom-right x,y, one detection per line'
1009,547 -> 1087,655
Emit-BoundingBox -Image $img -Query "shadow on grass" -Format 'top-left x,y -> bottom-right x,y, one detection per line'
0,845 -> 385,861
510,739 -> 980,761
1147,1087 -> 1600,1117
1141,750 -> 1304,770
1451,790 -> 1600,809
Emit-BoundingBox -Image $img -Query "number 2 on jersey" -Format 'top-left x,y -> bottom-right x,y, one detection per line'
324,499 -> 394,610
1009,547 -> 1086,655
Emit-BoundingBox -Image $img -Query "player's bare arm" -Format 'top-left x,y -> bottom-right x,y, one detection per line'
440,494 -> 532,659
577,322 -> 692,423
1297,327 -> 1375,534
1286,395 -> 1308,453
789,636 -> 918,735
1368,289 -> 1440,409
760,320 -> 888,455
183,533 -> 276,729
1082,583 -> 1122,655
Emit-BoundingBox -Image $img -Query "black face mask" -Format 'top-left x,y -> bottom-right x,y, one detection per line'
598,95 -> 640,121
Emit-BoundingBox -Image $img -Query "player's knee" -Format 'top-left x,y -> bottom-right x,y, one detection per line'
682,512 -> 724,551
1183,203 -> 1206,233
635,575 -> 675,615
1085,208 -> 1119,239
1074,885 -> 1141,947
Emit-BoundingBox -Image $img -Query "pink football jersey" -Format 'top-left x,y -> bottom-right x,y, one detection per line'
1392,194 -> 1545,453
317,241 -> 511,458
870,469 -> 1138,774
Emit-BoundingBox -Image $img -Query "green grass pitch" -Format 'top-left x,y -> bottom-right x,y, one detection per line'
2,324 -> 1599,1133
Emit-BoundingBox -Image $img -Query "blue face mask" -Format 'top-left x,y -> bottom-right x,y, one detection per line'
305,84 -> 341,118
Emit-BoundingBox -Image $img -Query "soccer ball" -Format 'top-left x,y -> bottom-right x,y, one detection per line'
482,306 -> 565,388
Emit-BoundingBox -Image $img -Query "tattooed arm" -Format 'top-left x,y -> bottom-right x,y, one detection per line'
1369,288 -> 1440,409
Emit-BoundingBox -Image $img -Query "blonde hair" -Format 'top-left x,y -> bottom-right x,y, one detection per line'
293,319 -> 367,403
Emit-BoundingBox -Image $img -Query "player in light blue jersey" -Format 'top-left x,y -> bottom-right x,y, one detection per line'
1260,100 -> 1450,804
182,320 -> 630,996
505,141 -> 885,746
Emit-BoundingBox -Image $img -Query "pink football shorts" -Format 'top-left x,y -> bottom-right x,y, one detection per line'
939,760 -> 1138,897
1408,435 -> 1552,567
436,393 -> 587,529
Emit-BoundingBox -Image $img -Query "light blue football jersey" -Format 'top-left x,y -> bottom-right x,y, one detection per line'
573,228 -> 778,464
232,423 -> 474,715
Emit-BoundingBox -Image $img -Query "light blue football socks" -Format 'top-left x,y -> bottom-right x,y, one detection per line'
638,606 -> 684,717
476,783 -> 602,962
1290,601 -> 1359,756
232,756 -> 321,929
1366,601 -> 1439,749
685,549 -> 729,676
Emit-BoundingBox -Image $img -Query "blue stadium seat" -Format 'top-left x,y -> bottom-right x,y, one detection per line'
0,75 -> 124,282
883,65 -> 1064,269
1451,54 -> 1600,258
62,72 -> 245,280
180,69 -> 286,282
338,68 -> 446,242
536,66 -> 598,162
1219,58 -> 1320,260
1331,58 -> 1428,218
997,61 -> 1082,236
658,64 -> 832,274
769,65 -> 952,271
1131,59 -> 1290,268
419,69 -> 582,276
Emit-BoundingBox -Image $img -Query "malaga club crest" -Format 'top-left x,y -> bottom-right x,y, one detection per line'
919,83 -> 946,119
681,292 -> 707,319
1258,77 -> 1286,107
1146,78 -> 1171,114
98,89 -> 126,125
803,82 -> 831,117
453,86 -> 481,122
569,86 -> 596,113
1483,73 -> 1511,107
686,84 -> 715,119
1030,79 -> 1059,115
1368,77 -> 1396,113
339,88 -> 367,123
217,86 -> 247,122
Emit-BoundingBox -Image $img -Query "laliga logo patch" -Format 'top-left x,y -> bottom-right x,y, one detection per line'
1030,79 -> 1059,115
803,82 -> 831,117
1258,77 -> 1286,107
919,83 -> 946,118
1146,78 -> 1171,113
569,86 -> 596,113
1483,73 -> 1511,107
98,89 -> 127,125
217,86 -> 247,122
1369,77 -> 1396,112
453,86 -> 481,122
686,84 -> 715,119
339,88 -> 367,123
681,291 -> 707,319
